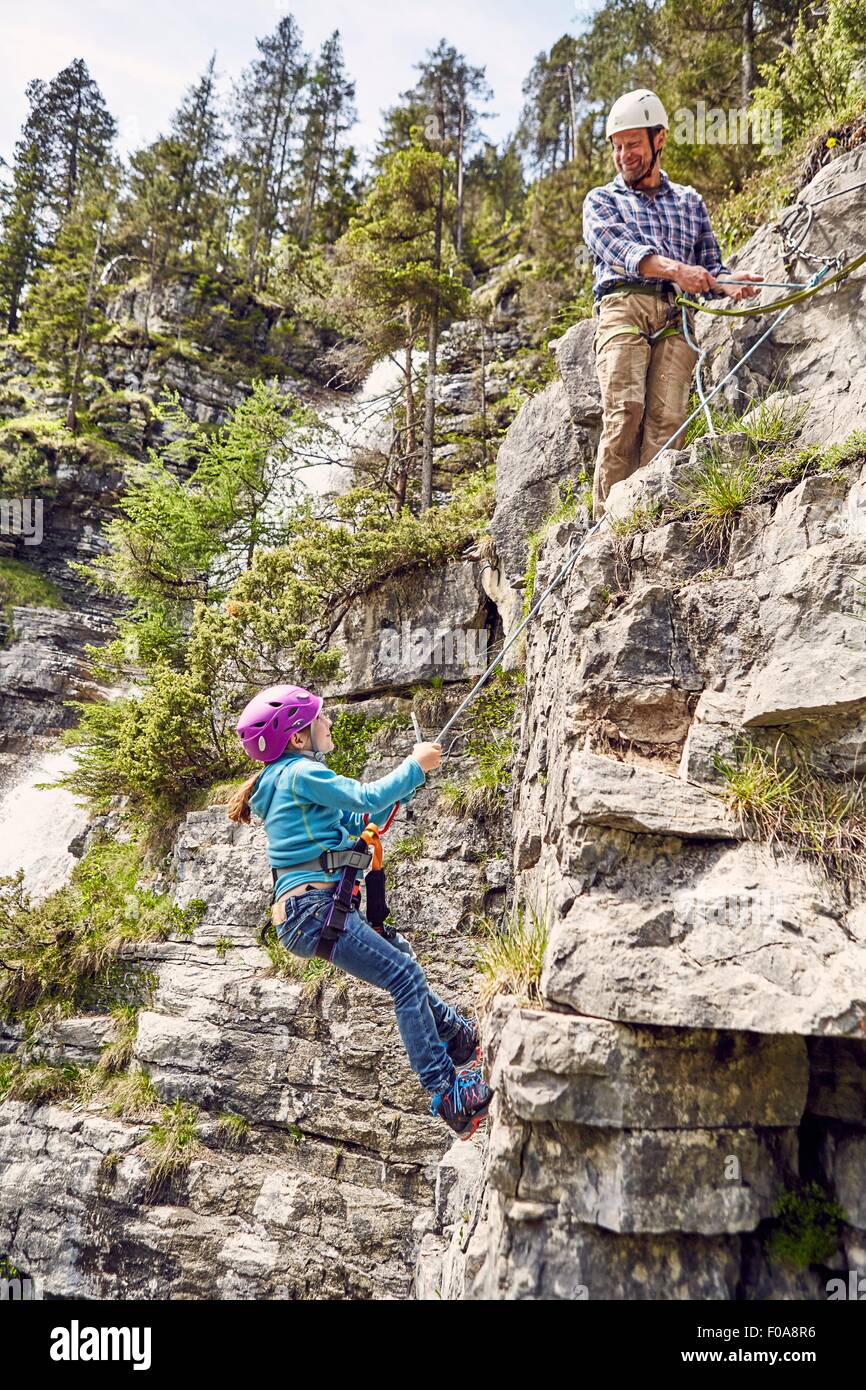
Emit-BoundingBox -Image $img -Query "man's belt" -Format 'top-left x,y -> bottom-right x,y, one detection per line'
596,279 -> 677,303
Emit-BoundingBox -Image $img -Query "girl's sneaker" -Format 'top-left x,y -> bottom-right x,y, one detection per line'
430,1065 -> 493,1141
446,1014 -> 481,1069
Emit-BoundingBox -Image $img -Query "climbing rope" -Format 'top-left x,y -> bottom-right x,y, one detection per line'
675,246 -> 866,318
681,301 -> 716,438
433,519 -> 607,745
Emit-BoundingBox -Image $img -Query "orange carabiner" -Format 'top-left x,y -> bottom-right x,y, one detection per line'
360,823 -> 384,870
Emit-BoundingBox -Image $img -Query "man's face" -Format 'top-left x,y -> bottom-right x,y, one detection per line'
611,126 -> 663,184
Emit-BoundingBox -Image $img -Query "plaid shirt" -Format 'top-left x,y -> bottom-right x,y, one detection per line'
582,169 -> 729,300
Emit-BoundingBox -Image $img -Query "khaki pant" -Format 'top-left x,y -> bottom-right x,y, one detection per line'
591,290 -> 699,521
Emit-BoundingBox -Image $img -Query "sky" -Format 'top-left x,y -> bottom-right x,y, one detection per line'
2,0 -> 602,171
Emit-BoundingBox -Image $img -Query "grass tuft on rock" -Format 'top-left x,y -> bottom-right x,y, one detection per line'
214,1111 -> 249,1148
522,476 -> 586,615
475,899 -> 549,1011
96,1005 -> 140,1076
0,833 -> 206,1031
439,669 -> 522,820
678,449 -> 760,533
712,737 -> 866,883
261,921 -> 348,998
141,1098 -> 206,1197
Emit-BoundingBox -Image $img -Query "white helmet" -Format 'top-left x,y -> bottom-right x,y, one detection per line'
606,89 -> 668,139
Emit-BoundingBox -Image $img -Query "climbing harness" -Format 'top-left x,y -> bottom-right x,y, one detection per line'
593,302 -> 686,354
268,803 -> 401,958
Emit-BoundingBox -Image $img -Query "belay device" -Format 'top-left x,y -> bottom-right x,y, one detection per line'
268,802 -> 400,961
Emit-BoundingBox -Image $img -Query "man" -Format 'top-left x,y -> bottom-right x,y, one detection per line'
582,89 -> 763,521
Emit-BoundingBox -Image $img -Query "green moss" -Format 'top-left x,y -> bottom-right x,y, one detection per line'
763,1181 -> 847,1269
0,559 -> 66,646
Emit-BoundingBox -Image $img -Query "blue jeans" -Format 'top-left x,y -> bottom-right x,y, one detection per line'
275,887 -> 460,1095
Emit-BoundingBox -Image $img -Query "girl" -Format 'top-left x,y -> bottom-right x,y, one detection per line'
228,683 -> 493,1141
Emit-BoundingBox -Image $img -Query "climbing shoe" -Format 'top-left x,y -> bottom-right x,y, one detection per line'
430,1064 -> 493,1141
446,1014 -> 481,1069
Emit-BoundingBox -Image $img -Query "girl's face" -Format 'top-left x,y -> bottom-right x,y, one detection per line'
292,710 -> 333,753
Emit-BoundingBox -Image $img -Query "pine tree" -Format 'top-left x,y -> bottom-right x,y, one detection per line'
28,59 -> 116,232
517,34 -> 582,174
380,40 -> 493,254
232,15 -> 308,290
0,61 -> 115,330
117,56 -> 226,327
296,31 -> 358,245
22,167 -> 121,430
0,137 -> 44,331
169,54 -> 225,259
328,139 -> 469,511
377,45 -> 492,506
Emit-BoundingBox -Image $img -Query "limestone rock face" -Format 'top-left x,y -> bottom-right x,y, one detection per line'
507,439 -> 866,1035
569,750 -> 739,838
488,377 -> 596,590
0,606 -> 118,734
5,144 -> 866,1305
322,560 -> 494,698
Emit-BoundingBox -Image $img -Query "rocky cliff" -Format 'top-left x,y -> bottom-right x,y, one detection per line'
2,148 -> 866,1300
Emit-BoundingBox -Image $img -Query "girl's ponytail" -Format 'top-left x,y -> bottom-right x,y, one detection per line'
227,771 -> 263,825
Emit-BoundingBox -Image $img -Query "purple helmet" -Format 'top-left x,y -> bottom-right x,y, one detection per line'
236,684 -> 323,763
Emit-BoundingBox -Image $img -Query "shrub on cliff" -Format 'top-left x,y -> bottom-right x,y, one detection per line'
0,834 -> 205,1030
56,379 -> 494,825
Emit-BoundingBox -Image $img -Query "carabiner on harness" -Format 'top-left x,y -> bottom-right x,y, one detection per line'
317,802 -> 401,959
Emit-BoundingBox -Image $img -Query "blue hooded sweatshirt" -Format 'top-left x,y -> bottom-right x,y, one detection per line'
249,749 -> 427,900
